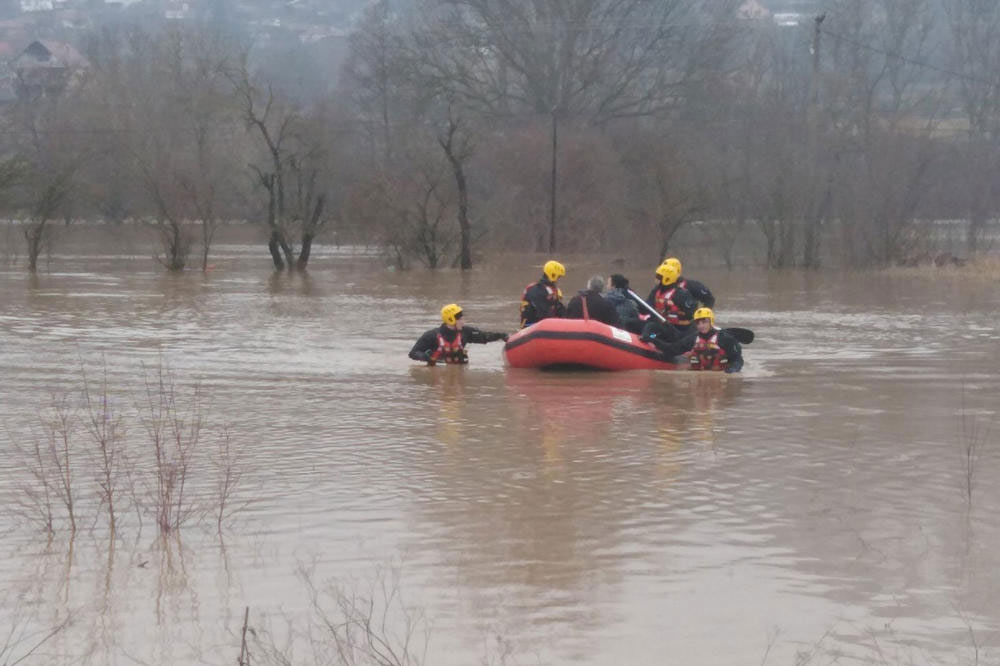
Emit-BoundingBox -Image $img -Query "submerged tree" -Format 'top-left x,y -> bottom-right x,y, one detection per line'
231,60 -> 332,271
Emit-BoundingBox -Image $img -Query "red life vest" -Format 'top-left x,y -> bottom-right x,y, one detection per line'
520,281 -> 562,327
652,286 -> 691,326
431,330 -> 468,364
688,329 -> 728,371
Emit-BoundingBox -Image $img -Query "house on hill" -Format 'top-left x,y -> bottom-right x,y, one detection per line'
10,39 -> 85,99
738,0 -> 771,20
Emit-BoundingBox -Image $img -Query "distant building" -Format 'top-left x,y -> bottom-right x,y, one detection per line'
19,0 -> 54,11
164,1 -> 191,19
738,0 -> 770,20
10,40 -> 86,99
761,0 -> 824,26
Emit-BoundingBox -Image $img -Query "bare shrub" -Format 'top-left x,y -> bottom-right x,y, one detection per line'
958,390 -> 994,510
137,364 -> 203,535
9,394 -> 80,535
301,564 -> 429,666
242,565 -> 430,666
81,363 -> 127,536
7,362 -> 244,545
214,426 -> 246,534
0,608 -> 72,665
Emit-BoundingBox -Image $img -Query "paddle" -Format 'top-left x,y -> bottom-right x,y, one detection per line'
626,288 -> 755,345
725,327 -> 755,344
626,288 -> 666,323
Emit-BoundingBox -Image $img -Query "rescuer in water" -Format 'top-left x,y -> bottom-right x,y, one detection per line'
646,307 -> 744,373
520,260 -> 567,328
662,256 -> 715,308
409,304 -> 508,365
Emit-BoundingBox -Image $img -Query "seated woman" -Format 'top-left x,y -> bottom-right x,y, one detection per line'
602,274 -> 643,333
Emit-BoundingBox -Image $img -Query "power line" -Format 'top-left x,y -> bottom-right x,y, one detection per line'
819,26 -> 1000,90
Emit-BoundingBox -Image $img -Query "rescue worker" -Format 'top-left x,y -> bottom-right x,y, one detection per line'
566,275 -> 620,327
520,260 -> 567,328
409,304 -> 508,365
646,262 -> 697,331
602,274 -> 642,333
662,257 -> 715,308
647,307 -> 744,373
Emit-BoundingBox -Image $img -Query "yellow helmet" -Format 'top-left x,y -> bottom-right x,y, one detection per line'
663,257 -> 682,275
654,262 -> 680,286
441,303 -> 463,326
543,260 -> 566,282
693,307 -> 714,324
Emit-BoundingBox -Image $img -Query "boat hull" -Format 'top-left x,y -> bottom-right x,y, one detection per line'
503,318 -> 683,371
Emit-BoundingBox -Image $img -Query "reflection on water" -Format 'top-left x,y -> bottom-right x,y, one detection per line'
0,243 -> 999,664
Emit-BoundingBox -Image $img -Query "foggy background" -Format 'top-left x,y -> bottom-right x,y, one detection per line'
0,0 -> 997,272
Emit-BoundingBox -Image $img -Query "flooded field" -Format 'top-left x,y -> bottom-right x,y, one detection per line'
1,228 -> 999,665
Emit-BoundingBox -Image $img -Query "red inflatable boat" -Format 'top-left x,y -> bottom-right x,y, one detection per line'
503,318 -> 683,371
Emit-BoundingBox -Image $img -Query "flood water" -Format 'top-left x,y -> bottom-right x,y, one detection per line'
1,228 -> 999,665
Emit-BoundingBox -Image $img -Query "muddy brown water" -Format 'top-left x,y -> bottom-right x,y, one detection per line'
1,234 -> 999,665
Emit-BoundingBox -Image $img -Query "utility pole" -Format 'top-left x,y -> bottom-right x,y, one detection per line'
810,14 -> 824,107
548,108 -> 558,253
803,13 -> 825,268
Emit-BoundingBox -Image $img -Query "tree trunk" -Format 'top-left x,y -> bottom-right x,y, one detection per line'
298,233 -> 313,270
967,213 -> 985,255
296,195 -> 326,271
453,160 -> 471,270
268,230 -> 285,269
169,224 -> 185,271
25,222 -> 44,273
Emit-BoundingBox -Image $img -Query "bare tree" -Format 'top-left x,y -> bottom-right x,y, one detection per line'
344,0 -> 410,168
438,107 -> 474,268
75,26 -> 241,270
942,0 -> 1000,254
3,92 -> 79,272
23,165 -> 74,272
410,0 -> 739,121
621,130 -> 704,260
231,61 -> 331,270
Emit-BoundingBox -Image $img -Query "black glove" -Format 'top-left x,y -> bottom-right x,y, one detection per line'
423,350 -> 436,365
502,333 -> 509,342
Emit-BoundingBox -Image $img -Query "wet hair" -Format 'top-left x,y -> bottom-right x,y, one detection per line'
587,275 -> 606,292
610,273 -> 629,289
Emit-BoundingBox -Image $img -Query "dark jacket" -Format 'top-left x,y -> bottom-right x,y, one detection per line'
521,279 -> 566,327
602,288 -> 642,332
650,327 -> 744,373
566,290 -> 621,327
646,284 -> 698,329
679,277 -> 715,308
409,324 -> 507,363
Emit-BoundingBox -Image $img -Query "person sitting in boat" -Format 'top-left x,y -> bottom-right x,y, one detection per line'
647,262 -> 697,332
566,275 -> 620,327
663,256 -> 715,308
409,304 -> 508,365
603,273 -> 642,333
520,260 -> 567,328
647,307 -> 744,373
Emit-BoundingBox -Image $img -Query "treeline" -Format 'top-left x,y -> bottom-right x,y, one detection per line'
1,0 -> 999,272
